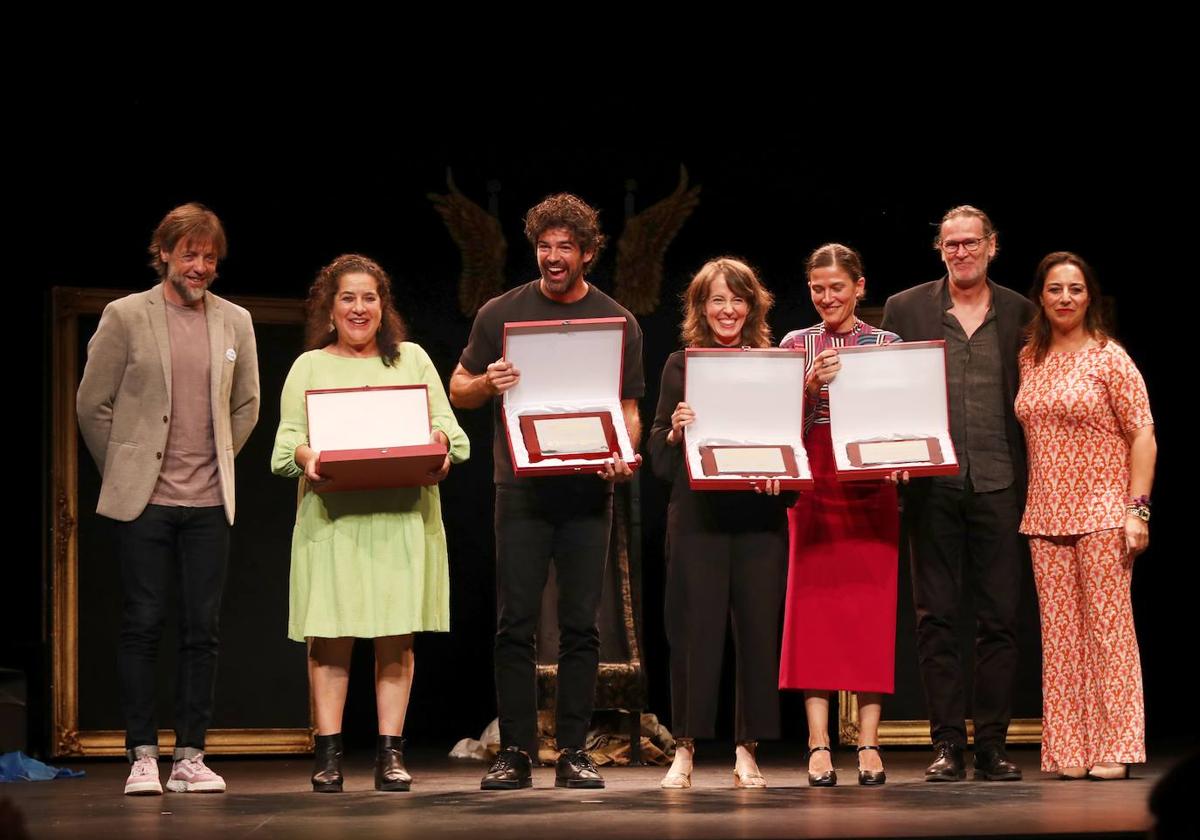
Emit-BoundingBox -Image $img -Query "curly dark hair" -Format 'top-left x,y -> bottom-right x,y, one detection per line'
304,254 -> 407,366
523,193 -> 606,269
1023,251 -> 1109,366
148,203 -> 227,279
680,257 -> 774,348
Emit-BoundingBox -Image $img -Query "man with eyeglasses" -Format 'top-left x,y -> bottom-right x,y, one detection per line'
882,206 -> 1036,782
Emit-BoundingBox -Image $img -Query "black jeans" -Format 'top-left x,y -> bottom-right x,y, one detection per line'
493,481 -> 612,754
117,504 -> 229,752
907,480 -> 1022,749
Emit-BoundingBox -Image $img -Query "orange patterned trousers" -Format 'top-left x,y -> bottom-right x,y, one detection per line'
1030,529 -> 1145,771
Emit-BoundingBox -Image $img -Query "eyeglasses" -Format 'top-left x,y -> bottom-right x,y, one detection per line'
940,236 -> 991,255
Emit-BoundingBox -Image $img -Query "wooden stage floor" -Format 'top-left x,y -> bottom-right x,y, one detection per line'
3,745 -> 1181,840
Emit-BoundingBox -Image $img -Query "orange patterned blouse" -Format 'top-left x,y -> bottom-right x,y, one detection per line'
1015,341 -> 1153,537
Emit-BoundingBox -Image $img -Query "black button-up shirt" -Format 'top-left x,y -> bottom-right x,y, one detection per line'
936,283 -> 1014,493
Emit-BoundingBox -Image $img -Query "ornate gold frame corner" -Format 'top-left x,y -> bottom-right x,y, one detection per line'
837,690 -> 1042,746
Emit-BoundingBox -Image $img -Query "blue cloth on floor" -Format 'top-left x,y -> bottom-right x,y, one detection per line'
0,752 -> 85,782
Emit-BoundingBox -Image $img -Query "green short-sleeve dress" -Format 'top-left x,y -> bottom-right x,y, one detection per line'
270,343 -> 469,641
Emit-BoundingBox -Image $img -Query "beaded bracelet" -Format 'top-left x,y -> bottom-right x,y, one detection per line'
1126,504 -> 1151,523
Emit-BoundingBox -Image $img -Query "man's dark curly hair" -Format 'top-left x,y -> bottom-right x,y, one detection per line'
523,193 -> 606,269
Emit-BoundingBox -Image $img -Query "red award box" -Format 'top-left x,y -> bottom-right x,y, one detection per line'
502,317 -> 638,477
683,347 -> 813,491
305,385 -> 447,493
826,340 -> 959,480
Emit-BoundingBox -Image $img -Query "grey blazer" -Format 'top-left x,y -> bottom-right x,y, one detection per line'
76,284 -> 260,524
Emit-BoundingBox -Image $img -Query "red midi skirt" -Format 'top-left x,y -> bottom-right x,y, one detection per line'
779,424 -> 899,693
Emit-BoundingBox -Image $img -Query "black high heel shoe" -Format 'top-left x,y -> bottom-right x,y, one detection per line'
806,745 -> 837,787
856,745 -> 886,786
375,735 -> 412,791
312,733 -> 344,793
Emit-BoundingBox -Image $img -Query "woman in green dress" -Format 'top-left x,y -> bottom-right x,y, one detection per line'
271,254 -> 469,793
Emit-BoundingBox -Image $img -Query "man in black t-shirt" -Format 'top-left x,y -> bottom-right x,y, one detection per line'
450,193 -> 644,790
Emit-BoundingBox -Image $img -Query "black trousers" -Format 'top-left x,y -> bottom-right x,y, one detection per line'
494,481 -> 612,753
664,494 -> 788,742
667,525 -> 787,739
907,481 -> 1022,749
116,504 -> 229,752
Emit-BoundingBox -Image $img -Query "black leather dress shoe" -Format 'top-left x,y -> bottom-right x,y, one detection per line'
973,746 -> 1022,781
374,735 -> 412,791
555,748 -> 605,789
924,741 -> 966,782
481,746 -> 533,790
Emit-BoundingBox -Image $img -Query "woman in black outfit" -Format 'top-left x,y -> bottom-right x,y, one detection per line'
648,257 -> 789,789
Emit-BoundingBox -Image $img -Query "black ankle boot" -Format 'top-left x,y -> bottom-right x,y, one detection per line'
375,735 -> 411,792
312,733 -> 344,793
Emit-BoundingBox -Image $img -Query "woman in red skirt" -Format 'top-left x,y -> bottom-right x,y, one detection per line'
779,243 -> 900,786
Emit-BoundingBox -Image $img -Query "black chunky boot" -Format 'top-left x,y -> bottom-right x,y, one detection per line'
312,733 -> 344,793
375,735 -> 412,791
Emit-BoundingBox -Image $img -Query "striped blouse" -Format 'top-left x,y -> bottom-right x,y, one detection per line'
779,320 -> 900,436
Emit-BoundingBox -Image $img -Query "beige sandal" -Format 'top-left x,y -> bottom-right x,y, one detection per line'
1086,763 -> 1130,780
661,738 -> 694,789
733,741 -> 767,789
661,768 -> 693,789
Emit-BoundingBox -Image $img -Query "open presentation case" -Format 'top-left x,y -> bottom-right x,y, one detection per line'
502,317 -> 638,477
306,385 -> 446,492
827,340 -> 958,481
683,347 -> 813,491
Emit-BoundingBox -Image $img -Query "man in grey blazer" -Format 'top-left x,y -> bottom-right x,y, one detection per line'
77,203 -> 260,796
882,206 -> 1036,783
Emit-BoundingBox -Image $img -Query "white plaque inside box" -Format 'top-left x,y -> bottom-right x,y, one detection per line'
305,385 -> 446,492
683,348 -> 813,491
847,437 -> 945,467
502,317 -> 638,477
827,341 -> 958,480
519,411 -> 619,462
700,444 -> 800,477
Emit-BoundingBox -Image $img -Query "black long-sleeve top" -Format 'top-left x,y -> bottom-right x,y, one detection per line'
647,350 -> 794,531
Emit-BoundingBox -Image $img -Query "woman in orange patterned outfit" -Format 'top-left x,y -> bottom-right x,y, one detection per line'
1015,252 -> 1156,781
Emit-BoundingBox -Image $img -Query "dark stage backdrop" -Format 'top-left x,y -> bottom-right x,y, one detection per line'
25,102 -> 1191,754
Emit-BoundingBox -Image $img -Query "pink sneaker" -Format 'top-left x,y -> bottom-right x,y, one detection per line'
166,753 -> 226,793
124,755 -> 163,796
